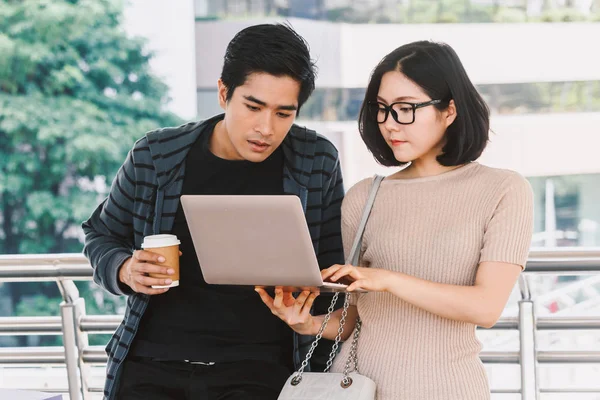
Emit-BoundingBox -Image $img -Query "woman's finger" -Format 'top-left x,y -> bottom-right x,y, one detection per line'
347,280 -> 364,292
321,264 -> 343,281
330,265 -> 357,282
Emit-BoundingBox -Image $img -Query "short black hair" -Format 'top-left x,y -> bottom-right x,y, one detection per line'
359,41 -> 490,167
220,23 -> 317,113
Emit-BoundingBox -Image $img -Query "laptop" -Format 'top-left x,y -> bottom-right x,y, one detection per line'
180,195 -> 352,292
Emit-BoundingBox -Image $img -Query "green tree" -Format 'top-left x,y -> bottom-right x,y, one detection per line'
0,0 -> 182,344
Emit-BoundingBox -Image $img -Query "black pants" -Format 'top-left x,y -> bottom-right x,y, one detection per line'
115,357 -> 291,400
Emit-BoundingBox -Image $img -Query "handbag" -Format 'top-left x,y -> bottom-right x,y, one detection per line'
278,175 -> 384,400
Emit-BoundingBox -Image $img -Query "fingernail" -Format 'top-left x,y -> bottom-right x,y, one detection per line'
167,269 -> 174,274
254,288 -> 259,292
165,279 -> 172,284
158,256 -> 166,262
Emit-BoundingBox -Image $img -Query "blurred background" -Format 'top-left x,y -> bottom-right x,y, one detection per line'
0,0 -> 599,398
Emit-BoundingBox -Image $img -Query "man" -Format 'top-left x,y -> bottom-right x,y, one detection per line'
82,24 -> 345,400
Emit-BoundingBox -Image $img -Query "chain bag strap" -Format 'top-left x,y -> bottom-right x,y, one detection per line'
289,175 -> 384,388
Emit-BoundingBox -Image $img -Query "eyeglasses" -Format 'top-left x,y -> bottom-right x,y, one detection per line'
367,99 -> 442,125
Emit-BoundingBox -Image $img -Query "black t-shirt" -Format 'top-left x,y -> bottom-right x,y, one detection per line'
131,122 -> 293,369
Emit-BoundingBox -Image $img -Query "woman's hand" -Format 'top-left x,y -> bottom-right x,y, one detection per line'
255,287 -> 321,335
322,264 -> 392,292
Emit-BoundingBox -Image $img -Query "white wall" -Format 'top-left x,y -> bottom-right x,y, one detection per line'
196,19 -> 600,89
194,18 -> 599,186
480,112 -> 600,177
195,18 -> 343,89
124,0 -> 197,120
339,23 -> 600,86
305,112 -> 600,187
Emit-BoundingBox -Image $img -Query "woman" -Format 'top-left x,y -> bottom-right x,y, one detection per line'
256,41 -> 533,399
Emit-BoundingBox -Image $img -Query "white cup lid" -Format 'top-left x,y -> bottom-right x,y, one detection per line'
141,234 -> 180,249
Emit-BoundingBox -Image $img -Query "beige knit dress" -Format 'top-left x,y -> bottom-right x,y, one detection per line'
330,162 -> 534,400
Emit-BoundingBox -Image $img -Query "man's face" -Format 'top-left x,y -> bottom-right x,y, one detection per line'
213,72 -> 301,162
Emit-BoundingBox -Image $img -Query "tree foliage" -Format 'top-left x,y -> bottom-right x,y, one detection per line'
0,0 -> 182,344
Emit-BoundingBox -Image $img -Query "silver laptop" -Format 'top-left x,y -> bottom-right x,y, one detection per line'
180,195 -> 351,292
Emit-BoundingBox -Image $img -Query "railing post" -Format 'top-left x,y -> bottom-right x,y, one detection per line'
58,280 -> 90,400
60,296 -> 83,399
518,275 -> 539,400
73,296 -> 92,400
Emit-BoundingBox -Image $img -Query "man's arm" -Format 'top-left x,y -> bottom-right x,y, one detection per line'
82,150 -> 138,296
309,154 -> 345,371
315,159 -> 345,273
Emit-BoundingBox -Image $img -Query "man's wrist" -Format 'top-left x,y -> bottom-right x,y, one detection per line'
310,315 -> 324,336
118,257 -> 130,284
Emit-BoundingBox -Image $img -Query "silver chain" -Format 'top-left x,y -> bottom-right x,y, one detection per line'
290,292 -> 362,385
290,176 -> 380,387
324,293 -> 350,372
343,317 -> 362,376
291,292 -> 340,383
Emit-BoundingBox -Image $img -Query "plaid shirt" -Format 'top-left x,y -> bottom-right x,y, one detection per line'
82,114 -> 345,399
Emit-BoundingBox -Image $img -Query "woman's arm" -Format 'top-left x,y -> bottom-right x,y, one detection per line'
387,262 -> 522,328
326,171 -> 533,328
325,261 -> 522,328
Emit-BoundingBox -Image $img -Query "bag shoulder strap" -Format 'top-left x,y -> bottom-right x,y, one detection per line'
292,175 -> 384,379
346,175 -> 385,266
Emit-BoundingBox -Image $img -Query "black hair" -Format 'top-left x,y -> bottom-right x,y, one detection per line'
220,23 -> 317,113
359,41 -> 490,166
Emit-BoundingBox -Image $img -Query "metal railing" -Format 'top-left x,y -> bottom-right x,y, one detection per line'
1,248 -> 600,399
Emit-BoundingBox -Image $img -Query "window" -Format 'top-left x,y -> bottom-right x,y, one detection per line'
528,174 -> 600,247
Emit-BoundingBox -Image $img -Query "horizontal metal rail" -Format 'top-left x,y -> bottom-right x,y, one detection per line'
486,315 -> 600,330
0,347 -> 67,365
539,388 -> 600,393
1,248 -> 599,282
2,347 -> 599,366
0,249 -> 599,398
23,386 -> 600,395
3,315 -> 598,336
0,253 -> 93,282
525,247 -> 600,274
0,316 -> 64,335
79,315 -> 123,334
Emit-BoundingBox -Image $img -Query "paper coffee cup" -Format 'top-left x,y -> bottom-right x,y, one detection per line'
141,234 -> 181,288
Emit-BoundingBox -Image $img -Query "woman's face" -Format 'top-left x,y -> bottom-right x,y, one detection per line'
375,70 -> 455,164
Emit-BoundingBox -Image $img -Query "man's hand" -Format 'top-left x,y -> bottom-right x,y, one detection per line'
118,250 -> 175,295
255,287 -> 321,335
